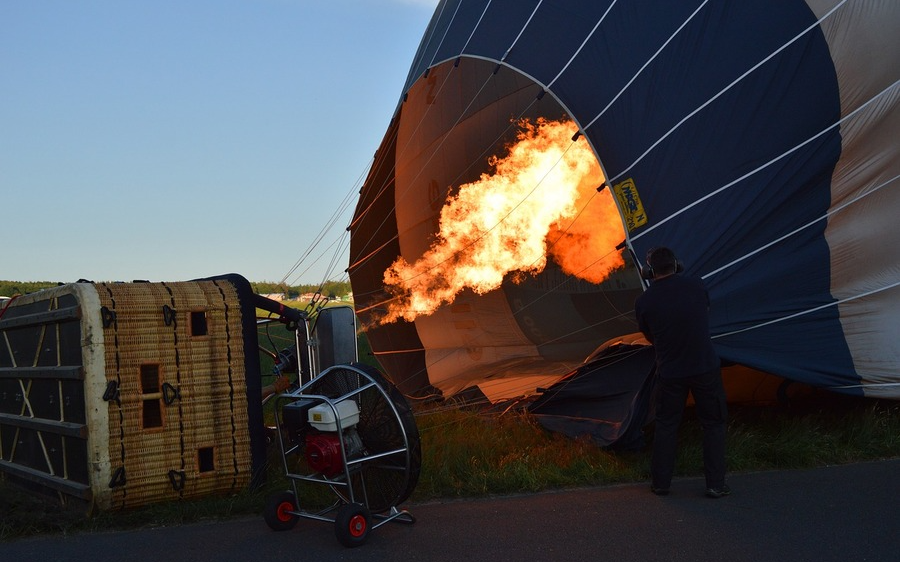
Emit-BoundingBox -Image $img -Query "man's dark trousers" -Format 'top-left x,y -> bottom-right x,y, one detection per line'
651,368 -> 727,490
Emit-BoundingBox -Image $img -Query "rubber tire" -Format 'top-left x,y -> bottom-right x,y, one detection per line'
264,491 -> 299,531
335,503 -> 371,548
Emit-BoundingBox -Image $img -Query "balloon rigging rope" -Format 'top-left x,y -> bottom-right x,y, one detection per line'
581,0 -> 708,133
343,124 -> 402,255
345,126 -> 398,235
634,77 -> 899,247
702,171 -> 900,282
344,58 -> 463,271
459,0 -> 493,56
545,0 -> 619,89
425,0 -> 463,69
504,0 -> 544,63
714,279 -> 900,341
280,167 -> 365,287
609,0 -> 849,188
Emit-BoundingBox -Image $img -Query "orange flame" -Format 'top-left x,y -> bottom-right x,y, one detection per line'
382,118 -> 624,323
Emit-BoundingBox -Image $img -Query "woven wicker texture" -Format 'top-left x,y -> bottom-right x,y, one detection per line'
96,280 -> 252,510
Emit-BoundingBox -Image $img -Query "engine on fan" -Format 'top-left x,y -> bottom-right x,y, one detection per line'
303,400 -> 367,477
305,428 -> 366,477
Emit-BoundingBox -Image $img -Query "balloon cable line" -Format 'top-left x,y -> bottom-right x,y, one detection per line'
347,104 -> 408,229
458,0 -> 494,57
545,0 -> 619,90
581,0 -> 709,133
608,0 -> 848,188
279,156 -> 371,287
502,0 -> 544,63
345,124 -> 400,234
425,0 -> 463,70
702,172 -> 900,282
345,58 -> 464,267
709,172 -> 900,341
633,76 -> 898,244
714,279 -> 900,341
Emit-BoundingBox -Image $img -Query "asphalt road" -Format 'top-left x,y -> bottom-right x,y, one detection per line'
3,459 -> 898,562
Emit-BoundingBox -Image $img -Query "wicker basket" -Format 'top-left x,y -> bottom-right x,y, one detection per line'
0,276 -> 264,511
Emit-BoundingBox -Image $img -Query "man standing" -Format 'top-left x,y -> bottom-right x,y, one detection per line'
634,247 -> 729,498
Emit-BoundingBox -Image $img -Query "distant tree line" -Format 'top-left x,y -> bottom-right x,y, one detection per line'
0,280 -> 353,299
0,280 -> 61,297
250,280 -> 352,300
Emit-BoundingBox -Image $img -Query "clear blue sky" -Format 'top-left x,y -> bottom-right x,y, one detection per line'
1,0 -> 438,285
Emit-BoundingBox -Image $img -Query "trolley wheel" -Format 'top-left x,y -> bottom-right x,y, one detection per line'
335,503 -> 371,548
264,491 -> 299,531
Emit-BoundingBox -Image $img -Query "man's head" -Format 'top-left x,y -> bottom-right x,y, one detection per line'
645,247 -> 679,278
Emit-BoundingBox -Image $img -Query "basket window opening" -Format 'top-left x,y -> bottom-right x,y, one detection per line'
198,447 -> 215,473
190,311 -> 208,337
140,364 -> 164,429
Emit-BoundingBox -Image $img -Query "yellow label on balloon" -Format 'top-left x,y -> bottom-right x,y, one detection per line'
613,178 -> 648,231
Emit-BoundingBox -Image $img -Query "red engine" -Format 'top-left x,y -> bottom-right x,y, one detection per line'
305,429 -> 366,477
305,433 -> 344,476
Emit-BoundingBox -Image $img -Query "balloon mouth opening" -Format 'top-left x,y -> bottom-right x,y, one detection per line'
378,57 -> 634,325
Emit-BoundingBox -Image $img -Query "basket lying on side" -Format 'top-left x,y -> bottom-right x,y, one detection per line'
0,275 -> 266,512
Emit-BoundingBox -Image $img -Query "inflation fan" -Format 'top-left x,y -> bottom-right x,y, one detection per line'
263,362 -> 421,547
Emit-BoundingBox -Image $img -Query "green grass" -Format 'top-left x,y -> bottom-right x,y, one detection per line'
412,395 -> 900,500
414,407 -> 643,498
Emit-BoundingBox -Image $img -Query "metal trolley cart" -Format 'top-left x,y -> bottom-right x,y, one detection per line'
264,361 -> 421,547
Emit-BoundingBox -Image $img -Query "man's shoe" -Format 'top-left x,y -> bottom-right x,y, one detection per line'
705,485 -> 731,498
650,486 -> 670,496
